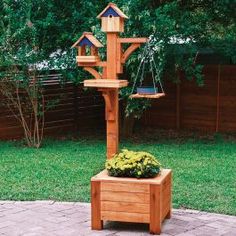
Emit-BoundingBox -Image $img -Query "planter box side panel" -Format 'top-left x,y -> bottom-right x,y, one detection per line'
101,211 -> 149,223
100,181 -> 150,223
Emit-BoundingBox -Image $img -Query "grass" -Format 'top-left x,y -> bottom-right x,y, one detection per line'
0,132 -> 235,215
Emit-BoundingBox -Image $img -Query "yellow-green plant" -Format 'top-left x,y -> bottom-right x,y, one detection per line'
105,149 -> 161,178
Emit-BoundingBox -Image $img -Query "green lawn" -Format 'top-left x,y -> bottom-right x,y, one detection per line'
0,134 -> 235,215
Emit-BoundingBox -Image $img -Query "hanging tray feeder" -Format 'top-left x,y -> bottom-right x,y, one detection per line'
129,39 -> 165,99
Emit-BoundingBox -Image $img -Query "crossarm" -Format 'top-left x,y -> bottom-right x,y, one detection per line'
118,38 -> 148,43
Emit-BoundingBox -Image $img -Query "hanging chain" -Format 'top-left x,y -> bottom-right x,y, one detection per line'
130,42 -> 149,95
150,56 -> 157,93
131,57 -> 145,95
130,35 -> 165,95
139,57 -> 146,87
152,56 -> 165,93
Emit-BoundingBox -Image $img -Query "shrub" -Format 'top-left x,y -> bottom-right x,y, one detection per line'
105,149 -> 161,178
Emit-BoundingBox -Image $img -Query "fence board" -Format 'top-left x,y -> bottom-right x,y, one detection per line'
0,73 -> 105,140
1,65 -> 236,140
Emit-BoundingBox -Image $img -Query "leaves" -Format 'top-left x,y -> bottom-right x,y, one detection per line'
1,0 -> 235,121
105,149 -> 161,178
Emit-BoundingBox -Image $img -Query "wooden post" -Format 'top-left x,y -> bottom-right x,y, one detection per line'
166,171 -> 172,219
150,184 -> 162,234
104,32 -> 119,159
104,89 -> 119,159
106,33 -> 118,80
91,181 -> 103,230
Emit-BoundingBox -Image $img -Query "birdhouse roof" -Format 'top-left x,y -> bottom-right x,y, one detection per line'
97,2 -> 128,19
71,32 -> 103,48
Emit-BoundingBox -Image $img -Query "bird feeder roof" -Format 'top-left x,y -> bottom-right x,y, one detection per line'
72,32 -> 103,48
97,2 -> 128,19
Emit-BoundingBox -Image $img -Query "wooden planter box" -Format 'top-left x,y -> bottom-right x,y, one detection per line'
91,169 -> 172,235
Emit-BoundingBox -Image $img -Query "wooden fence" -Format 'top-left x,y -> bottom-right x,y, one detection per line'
0,65 -> 235,140
0,74 -> 105,140
142,65 -> 236,132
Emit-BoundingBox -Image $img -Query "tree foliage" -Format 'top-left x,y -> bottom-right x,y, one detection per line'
116,0 -> 236,117
0,0 -> 235,141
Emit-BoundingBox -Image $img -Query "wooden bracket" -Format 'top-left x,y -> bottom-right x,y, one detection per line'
83,62 -> 107,80
84,67 -> 102,80
100,89 -> 116,121
121,43 -> 141,63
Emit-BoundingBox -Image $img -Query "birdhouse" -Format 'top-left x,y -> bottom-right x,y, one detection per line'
97,3 -> 128,32
72,32 -> 103,65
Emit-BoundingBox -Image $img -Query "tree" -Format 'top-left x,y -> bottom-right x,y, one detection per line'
1,0 -> 235,142
66,0 -> 236,124
116,0 -> 236,118
0,0 -> 75,147
0,1 -> 46,147
0,0 -> 101,146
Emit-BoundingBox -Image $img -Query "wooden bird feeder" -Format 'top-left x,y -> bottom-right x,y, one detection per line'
72,32 -> 103,65
72,2 -> 148,159
72,3 -> 171,235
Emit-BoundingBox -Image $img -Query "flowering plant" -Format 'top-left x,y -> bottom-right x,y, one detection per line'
105,149 -> 161,178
